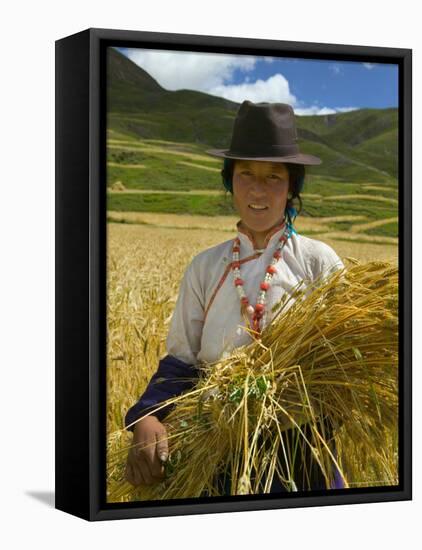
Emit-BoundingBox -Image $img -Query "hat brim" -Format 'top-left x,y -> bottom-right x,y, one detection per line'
206,149 -> 322,166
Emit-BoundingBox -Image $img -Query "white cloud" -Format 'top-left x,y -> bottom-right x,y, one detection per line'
363,62 -> 375,70
119,48 -> 359,117
207,73 -> 297,105
295,105 -> 336,115
336,106 -> 360,112
122,48 -> 297,106
328,63 -> 344,75
122,48 -> 257,92
294,105 -> 359,116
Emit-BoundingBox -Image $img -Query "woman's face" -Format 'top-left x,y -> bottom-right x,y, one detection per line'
232,160 -> 290,245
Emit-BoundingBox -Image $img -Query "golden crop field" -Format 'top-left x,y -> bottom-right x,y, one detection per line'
106,215 -> 398,502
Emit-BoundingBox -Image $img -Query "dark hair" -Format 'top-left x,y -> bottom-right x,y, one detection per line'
221,158 -> 304,220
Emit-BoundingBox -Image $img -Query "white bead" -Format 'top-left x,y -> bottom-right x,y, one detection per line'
246,305 -> 255,315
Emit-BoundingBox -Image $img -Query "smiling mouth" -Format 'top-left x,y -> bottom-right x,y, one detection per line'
248,204 -> 268,211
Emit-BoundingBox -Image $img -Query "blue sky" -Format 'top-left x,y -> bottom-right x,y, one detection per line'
115,47 -> 398,116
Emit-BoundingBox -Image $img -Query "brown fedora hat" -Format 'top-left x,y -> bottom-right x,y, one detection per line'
206,100 -> 322,166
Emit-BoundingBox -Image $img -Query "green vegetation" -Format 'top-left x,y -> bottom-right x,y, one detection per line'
107,47 -> 398,185
105,47 -> 399,241
107,149 -> 221,191
302,199 -> 396,221
364,222 -> 399,238
107,192 -> 236,216
303,177 -> 398,197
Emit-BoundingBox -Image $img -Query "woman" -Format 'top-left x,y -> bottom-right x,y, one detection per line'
124,101 -> 345,492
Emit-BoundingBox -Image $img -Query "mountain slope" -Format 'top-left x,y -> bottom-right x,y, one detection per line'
106,47 -> 398,183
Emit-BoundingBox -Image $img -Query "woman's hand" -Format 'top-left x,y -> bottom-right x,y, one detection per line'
125,415 -> 168,487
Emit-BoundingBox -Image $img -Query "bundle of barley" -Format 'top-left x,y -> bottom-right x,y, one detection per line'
107,258 -> 398,502
111,180 -> 126,191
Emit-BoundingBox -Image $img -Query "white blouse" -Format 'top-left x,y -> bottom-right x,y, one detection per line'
166,221 -> 345,365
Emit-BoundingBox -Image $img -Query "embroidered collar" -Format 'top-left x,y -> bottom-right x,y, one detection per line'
236,219 -> 291,255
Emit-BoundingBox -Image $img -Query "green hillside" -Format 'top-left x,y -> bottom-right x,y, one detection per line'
106,47 -> 399,239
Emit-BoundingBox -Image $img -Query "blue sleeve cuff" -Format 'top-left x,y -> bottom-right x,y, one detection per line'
124,355 -> 200,431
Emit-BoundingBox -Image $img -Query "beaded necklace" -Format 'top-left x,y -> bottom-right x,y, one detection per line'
232,221 -> 294,336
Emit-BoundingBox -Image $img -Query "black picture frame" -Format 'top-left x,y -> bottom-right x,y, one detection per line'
55,27 -> 412,521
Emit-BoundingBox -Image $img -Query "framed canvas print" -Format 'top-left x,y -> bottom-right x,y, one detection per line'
55,27 -> 412,521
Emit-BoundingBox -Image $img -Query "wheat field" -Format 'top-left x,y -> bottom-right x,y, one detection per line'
106,217 -> 398,502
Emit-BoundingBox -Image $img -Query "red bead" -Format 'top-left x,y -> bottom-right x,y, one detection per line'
267,265 -> 277,274
255,303 -> 265,313
234,238 -> 240,245
234,278 -> 244,286
233,246 -> 240,253
260,282 -> 269,291
273,250 -> 281,259
279,235 -> 287,243
232,261 -> 240,269
240,297 -> 249,305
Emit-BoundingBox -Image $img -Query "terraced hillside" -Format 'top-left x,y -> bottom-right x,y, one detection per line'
106,47 -> 399,244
